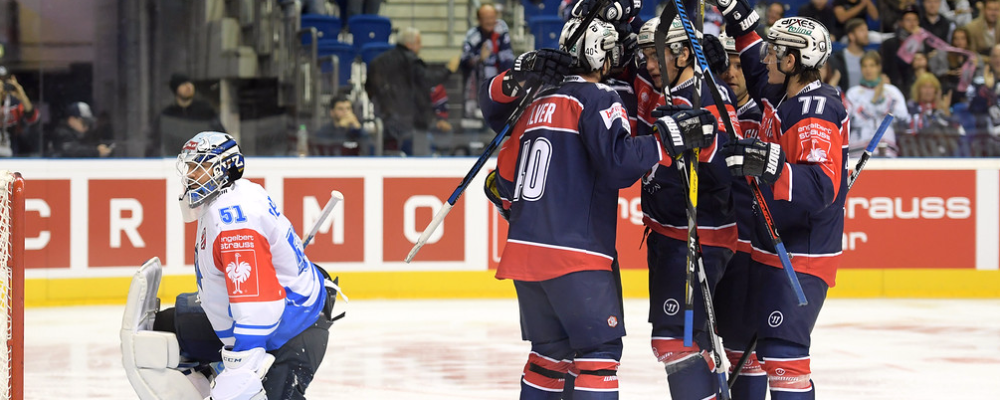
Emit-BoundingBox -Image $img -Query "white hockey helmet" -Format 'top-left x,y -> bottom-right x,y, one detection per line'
560,17 -> 620,71
176,131 -> 245,212
763,17 -> 832,70
637,17 -> 659,49
720,32 -> 737,55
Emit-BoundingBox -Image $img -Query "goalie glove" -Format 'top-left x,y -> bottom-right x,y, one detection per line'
724,138 -> 786,185
653,107 -> 718,158
571,0 -> 641,22
208,347 -> 275,400
715,0 -> 760,38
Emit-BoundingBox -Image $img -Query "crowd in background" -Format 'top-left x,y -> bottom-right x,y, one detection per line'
4,0 -> 1000,158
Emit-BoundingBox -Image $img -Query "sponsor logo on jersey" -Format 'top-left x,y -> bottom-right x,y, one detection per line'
768,310 -> 784,327
663,298 -> 680,316
600,103 -> 629,133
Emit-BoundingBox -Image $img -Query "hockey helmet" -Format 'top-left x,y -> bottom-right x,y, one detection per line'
762,17 -> 832,70
176,131 -> 245,214
559,17 -> 620,72
720,32 -> 737,55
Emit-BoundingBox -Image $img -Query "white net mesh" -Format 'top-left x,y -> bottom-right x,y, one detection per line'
0,170 -> 13,400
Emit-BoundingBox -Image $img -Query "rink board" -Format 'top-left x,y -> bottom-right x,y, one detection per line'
6,157 -> 1000,306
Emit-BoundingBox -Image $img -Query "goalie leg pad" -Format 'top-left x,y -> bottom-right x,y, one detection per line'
121,258 -> 206,400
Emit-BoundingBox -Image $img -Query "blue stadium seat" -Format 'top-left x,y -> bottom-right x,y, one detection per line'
318,41 -> 356,86
523,0 -> 564,24
300,14 -> 342,45
530,16 -> 566,50
360,42 -> 395,64
348,15 -> 393,52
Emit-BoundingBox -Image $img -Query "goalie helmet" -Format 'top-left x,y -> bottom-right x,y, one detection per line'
559,17 -> 620,72
763,17 -> 832,70
176,131 -> 245,214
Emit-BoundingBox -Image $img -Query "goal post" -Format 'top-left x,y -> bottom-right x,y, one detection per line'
1,171 -> 24,400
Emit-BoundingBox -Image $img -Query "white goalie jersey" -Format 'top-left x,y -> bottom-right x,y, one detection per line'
193,180 -> 325,352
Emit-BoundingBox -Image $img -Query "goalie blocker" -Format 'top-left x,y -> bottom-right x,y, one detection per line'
121,258 -> 344,400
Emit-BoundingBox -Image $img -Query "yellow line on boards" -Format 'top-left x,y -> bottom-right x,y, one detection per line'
22,269 -> 1000,307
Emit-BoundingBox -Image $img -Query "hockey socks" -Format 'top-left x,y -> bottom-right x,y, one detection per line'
726,349 -> 766,400
654,337 -> 719,400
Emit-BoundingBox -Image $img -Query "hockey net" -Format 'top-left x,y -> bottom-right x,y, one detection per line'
0,171 -> 23,400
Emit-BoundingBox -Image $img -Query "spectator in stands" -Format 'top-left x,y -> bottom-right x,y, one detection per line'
942,0 -> 974,28
314,95 -> 369,156
755,2 -> 786,38
968,44 -> 1000,135
833,0 -> 879,39
921,0 -> 956,41
347,0 -> 382,20
847,51 -> 911,157
907,73 -> 963,136
148,73 -> 223,157
930,26 -> 981,103
50,102 -> 113,158
460,4 -> 514,123
966,0 -> 1000,55
0,66 -> 39,157
831,18 -> 870,94
301,0 -> 332,15
878,0 -> 917,33
365,27 -> 460,156
912,51 -> 932,78
881,6 -> 924,94
799,0 -> 840,40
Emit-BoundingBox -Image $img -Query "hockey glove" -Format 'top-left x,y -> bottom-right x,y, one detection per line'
511,49 -> 575,87
704,34 -> 730,76
571,0 -> 641,23
654,108 -> 718,158
209,347 -> 274,400
716,0 -> 760,38
616,32 -> 639,69
484,170 -> 510,221
724,138 -> 786,185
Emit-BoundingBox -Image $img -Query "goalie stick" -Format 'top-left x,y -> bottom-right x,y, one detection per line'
728,116 -> 894,388
662,0 -> 807,307
404,0 -> 610,263
304,190 -> 344,247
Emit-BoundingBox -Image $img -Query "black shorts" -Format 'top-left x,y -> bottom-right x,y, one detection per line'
514,269 -> 626,350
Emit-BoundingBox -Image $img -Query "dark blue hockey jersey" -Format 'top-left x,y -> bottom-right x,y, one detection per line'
633,70 -> 740,251
733,98 -> 763,254
736,32 -> 850,286
480,71 -> 665,281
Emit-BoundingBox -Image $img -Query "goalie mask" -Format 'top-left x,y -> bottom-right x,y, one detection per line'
761,17 -> 832,71
560,17 -> 620,72
176,131 -> 245,222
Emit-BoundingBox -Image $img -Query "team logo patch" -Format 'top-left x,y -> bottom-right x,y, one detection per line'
663,299 -> 680,316
607,316 -> 618,327
768,310 -> 784,327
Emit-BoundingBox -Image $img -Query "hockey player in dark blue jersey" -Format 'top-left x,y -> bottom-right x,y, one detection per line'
713,31 -> 769,399
630,16 -> 742,400
719,0 -> 850,397
479,16 -> 719,400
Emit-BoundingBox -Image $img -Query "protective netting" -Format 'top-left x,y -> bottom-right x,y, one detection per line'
0,170 -> 13,400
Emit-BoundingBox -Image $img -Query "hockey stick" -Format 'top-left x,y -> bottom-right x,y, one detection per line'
848,114 -> 893,191
655,6 -> 729,399
404,0 -> 610,263
727,121 -> 892,388
303,190 -> 344,247
653,2 -> 700,349
665,0 -> 807,306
